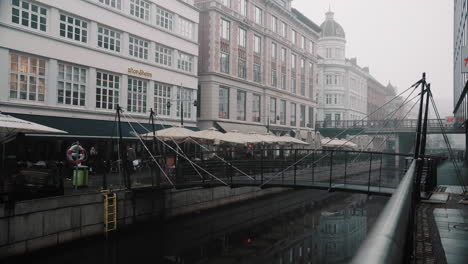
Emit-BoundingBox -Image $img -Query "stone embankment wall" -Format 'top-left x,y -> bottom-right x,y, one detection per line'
0,186 -> 287,258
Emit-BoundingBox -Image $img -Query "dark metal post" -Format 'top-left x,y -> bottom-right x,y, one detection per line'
149,109 -> 158,186
368,152 -> 373,192
344,151 -> 348,185
379,153 -> 383,190
312,150 -> 315,183
260,147 -> 264,184
329,150 -> 334,189
414,73 -> 426,159
116,105 -> 130,189
420,85 -> 431,156
294,149 -> 297,185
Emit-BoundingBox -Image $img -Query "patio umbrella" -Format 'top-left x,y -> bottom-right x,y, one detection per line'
190,127 -> 225,144
0,113 -> 67,143
280,135 -> 309,145
141,126 -> 196,143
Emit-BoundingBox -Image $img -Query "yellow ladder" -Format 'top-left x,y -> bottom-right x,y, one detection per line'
102,191 -> 117,233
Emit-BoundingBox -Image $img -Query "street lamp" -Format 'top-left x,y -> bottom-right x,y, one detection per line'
166,98 -> 198,127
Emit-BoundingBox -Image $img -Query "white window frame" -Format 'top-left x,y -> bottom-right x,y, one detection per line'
155,43 -> 173,66
57,62 -> 87,106
59,13 -> 88,43
254,35 -> 261,53
9,53 -> 46,102
97,25 -> 121,52
178,53 -> 194,72
178,16 -> 193,39
130,0 -> 150,21
254,6 -> 262,24
11,0 -> 47,32
154,82 -> 171,116
96,71 -> 120,110
238,27 -> 246,47
127,77 -> 148,113
129,35 -> 149,60
156,6 -> 174,30
98,0 -> 121,10
221,18 -> 231,40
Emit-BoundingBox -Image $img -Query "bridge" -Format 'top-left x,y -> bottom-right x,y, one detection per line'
316,119 -> 465,138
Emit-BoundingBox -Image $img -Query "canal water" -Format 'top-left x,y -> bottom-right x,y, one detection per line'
437,160 -> 468,186
6,190 -> 389,264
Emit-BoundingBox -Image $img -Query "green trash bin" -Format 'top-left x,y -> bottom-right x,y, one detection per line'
72,165 -> 89,187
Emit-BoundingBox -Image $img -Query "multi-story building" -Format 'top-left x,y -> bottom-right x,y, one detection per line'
316,11 -> 368,125
367,75 -> 387,121
195,0 -> 320,142
0,0 -> 199,160
454,0 -> 468,128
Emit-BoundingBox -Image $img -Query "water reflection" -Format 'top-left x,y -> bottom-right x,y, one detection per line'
8,192 -> 387,264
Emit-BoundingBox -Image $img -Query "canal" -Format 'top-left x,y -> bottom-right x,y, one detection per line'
5,189 -> 389,264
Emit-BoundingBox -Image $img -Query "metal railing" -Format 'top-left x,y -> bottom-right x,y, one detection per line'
316,119 -> 450,129
351,158 -> 437,263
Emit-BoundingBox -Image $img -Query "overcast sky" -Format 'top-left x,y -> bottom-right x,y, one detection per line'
292,0 -> 454,117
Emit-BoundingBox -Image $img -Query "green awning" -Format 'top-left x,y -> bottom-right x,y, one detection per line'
7,113 -> 198,139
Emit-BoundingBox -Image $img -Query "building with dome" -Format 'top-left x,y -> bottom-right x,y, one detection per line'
316,10 -> 388,127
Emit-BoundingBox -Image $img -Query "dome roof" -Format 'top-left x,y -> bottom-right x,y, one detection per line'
320,11 -> 345,38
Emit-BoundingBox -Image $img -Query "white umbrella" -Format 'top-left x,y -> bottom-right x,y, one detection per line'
280,135 -> 309,145
190,127 -> 225,144
0,113 -> 67,143
141,126 -> 196,143
220,130 -> 257,145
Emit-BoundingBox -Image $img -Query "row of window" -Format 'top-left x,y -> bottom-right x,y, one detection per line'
97,0 -> 195,39
218,87 -> 313,127
219,0 -> 315,54
11,0 -> 195,74
9,53 -> 195,118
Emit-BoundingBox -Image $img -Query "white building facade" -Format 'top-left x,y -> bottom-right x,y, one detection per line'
195,0 -> 320,142
316,11 -> 367,125
0,0 -> 199,131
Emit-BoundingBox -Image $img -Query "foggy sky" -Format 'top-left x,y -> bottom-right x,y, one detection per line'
292,0 -> 454,117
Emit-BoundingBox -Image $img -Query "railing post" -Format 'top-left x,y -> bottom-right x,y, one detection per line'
368,152 -> 373,193
379,153 -> 383,190
329,150 -> 334,189
344,151 -> 348,185
260,147 -> 264,185
312,150 -> 315,183
294,149 -> 297,185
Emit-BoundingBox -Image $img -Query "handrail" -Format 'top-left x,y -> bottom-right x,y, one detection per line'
350,159 -> 418,264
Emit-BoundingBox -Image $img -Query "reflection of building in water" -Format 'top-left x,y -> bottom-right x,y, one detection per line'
270,206 -> 367,264
316,208 -> 367,264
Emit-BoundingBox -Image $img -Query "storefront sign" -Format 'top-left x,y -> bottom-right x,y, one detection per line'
127,67 -> 152,78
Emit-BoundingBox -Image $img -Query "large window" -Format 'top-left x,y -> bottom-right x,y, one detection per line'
96,71 -> 120,110
281,21 -> 287,38
271,42 -> 277,60
98,0 -> 121,9
291,76 -> 296,94
98,26 -> 121,52
155,43 -> 173,66
179,17 -> 193,39
127,77 -> 147,113
269,98 -> 277,124
238,58 -> 246,79
219,87 -> 229,119
130,0 -> 150,21
301,36 -> 306,49
9,53 -> 46,102
11,0 -> 47,32
301,77 -> 305,96
308,107 -> 314,128
271,70 -> 277,87
291,29 -> 297,45
254,35 -> 261,53
281,48 -> 287,64
279,100 -> 286,125
156,6 -> 174,30
300,58 -> 305,74
236,90 -> 246,121
178,53 -> 194,72
290,103 -> 296,126
253,63 -> 261,83
129,36 -> 148,59
239,0 -> 247,16
220,53 -> 230,73
177,87 -> 193,119
272,15 -> 278,33
221,18 -> 230,40
60,14 -> 87,43
254,6 -> 262,24
154,82 -> 171,116
281,72 -> 286,90
291,54 -> 296,70
252,94 -> 261,122
238,27 -> 246,47
309,41 -> 314,54
300,105 -> 306,127
57,63 -> 86,106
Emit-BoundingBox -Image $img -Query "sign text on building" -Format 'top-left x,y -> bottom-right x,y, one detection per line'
128,68 -> 152,78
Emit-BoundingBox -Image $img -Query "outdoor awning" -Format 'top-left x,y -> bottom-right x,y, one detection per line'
0,113 -> 67,143
216,121 -> 267,134
7,113 -> 198,139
